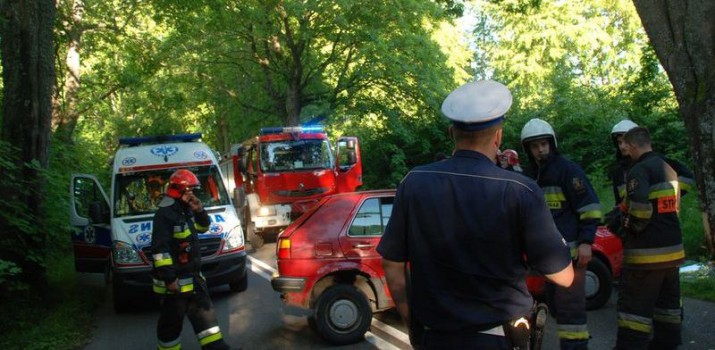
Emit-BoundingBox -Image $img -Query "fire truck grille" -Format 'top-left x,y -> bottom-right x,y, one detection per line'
141,237 -> 222,262
274,187 -> 327,197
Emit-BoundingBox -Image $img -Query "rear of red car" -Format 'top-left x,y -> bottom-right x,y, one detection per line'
271,190 -> 396,345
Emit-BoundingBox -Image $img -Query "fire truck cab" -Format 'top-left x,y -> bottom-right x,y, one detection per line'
69,133 -> 248,312
221,126 -> 362,248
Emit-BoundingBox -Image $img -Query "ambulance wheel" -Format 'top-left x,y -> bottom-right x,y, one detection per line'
229,273 -> 248,293
111,278 -> 131,313
314,284 -> 372,345
585,258 -> 612,310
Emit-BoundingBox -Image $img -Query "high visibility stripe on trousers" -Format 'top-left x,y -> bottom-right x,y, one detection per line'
197,326 -> 223,346
158,337 -> 181,350
557,323 -> 589,340
618,312 -> 652,333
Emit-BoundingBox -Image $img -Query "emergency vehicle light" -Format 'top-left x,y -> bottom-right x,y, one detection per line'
259,126 -> 324,135
119,133 -> 202,146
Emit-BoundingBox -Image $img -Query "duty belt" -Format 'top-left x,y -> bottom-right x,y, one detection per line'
424,323 -> 505,336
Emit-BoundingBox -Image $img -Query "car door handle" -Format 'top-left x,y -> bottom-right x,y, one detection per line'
353,243 -> 374,249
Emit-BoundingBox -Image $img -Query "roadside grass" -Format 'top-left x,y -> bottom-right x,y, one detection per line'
0,252 -> 104,350
681,267 -> 715,302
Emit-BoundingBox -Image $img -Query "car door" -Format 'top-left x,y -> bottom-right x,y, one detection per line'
70,174 -> 112,273
338,195 -> 394,270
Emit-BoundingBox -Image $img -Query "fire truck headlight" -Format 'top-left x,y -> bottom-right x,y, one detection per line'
222,226 -> 244,252
112,241 -> 142,265
257,206 -> 277,217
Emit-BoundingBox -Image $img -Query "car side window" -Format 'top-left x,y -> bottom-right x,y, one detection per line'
348,196 -> 394,236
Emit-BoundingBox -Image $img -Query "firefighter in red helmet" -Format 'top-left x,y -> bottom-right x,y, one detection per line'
151,169 -> 232,349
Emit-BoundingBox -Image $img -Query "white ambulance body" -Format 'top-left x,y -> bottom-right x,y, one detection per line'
70,134 -> 247,312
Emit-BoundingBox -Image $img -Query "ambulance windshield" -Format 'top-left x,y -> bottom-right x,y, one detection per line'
259,139 -> 334,172
114,165 -> 230,217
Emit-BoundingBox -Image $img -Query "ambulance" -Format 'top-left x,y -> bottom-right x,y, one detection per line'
69,133 -> 247,312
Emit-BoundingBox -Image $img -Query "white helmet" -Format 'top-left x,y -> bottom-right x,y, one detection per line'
520,118 -> 557,148
611,119 -> 638,135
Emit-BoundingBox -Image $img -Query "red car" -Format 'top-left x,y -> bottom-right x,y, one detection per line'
271,190 -> 622,345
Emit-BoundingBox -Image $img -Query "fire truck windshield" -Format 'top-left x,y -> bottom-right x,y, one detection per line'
260,139 -> 334,172
114,165 -> 230,217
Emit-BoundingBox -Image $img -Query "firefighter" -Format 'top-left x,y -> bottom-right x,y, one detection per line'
615,126 -> 684,350
605,119 -> 704,250
378,80 -> 574,349
151,169 -> 231,350
520,118 -> 602,350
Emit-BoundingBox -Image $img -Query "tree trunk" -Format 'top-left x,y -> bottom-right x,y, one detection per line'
632,0 -> 715,257
0,0 -> 56,289
52,0 -> 84,143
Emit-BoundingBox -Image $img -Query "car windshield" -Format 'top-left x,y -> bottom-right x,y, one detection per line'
259,139 -> 334,172
114,165 -> 230,217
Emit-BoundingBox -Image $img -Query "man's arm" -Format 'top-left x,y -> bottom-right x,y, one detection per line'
382,259 -> 409,325
545,262 -> 574,287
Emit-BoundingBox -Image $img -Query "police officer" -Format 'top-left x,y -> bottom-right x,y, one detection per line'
151,169 -> 231,350
378,80 -> 574,350
615,127 -> 684,350
520,118 -> 602,350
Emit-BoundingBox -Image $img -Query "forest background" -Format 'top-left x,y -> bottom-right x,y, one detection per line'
1,1 -> 714,349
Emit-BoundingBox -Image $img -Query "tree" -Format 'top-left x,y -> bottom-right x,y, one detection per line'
153,0 -> 469,151
0,0 -> 56,291
632,0 -> 715,256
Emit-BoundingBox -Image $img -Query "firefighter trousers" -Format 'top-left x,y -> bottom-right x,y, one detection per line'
546,262 -> 588,350
157,277 -> 230,350
616,267 -> 682,350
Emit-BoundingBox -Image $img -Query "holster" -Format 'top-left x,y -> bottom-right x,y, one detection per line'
503,316 -> 531,349
529,303 -> 549,350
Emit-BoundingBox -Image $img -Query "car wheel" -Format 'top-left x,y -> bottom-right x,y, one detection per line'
307,315 -> 318,332
314,284 -> 372,345
229,272 -> 248,293
585,258 -> 612,310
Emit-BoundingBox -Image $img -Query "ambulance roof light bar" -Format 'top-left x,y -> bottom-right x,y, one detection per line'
259,125 -> 324,135
119,133 -> 202,147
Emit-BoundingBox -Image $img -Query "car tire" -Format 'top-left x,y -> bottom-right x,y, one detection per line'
585,258 -> 612,310
229,273 -> 248,293
314,284 -> 372,345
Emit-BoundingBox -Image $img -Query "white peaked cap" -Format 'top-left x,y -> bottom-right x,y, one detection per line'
441,80 -> 513,131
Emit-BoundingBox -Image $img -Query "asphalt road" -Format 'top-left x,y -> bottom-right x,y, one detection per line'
80,242 -> 715,349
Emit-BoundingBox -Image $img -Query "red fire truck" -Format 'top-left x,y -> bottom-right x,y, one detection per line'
220,126 -> 362,248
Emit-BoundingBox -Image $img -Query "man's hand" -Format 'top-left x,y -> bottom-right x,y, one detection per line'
187,194 -> 203,213
166,279 -> 178,293
576,244 -> 592,268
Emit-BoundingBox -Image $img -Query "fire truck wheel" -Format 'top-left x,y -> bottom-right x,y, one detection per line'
585,257 -> 612,310
247,224 -> 264,249
314,284 -> 372,345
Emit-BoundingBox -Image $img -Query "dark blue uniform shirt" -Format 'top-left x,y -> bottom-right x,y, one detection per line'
524,153 -> 601,250
377,150 -> 571,331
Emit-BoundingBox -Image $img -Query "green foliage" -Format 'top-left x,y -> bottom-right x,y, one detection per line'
680,266 -> 715,302
0,253 -> 104,350
0,140 -> 40,296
